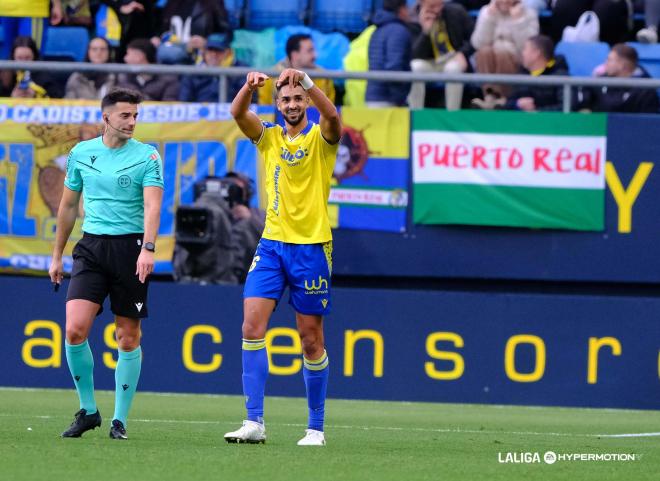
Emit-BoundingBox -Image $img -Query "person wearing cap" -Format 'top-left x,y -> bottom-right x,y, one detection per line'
179,32 -> 248,103
117,38 -> 180,101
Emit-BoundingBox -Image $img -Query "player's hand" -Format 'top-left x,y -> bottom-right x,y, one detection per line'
49,256 -> 64,285
276,69 -> 305,89
136,249 -> 154,283
246,72 -> 269,91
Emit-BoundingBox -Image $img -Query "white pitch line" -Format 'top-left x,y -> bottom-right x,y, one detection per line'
2,413 -> 659,438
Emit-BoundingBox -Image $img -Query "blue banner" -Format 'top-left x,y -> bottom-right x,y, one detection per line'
2,276 -> 658,409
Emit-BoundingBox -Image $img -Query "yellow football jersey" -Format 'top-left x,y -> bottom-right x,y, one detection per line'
255,121 -> 338,244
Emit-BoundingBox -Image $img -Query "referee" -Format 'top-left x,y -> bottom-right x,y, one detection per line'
49,88 -> 164,440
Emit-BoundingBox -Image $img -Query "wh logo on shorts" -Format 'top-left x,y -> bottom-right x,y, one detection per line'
304,276 -> 328,294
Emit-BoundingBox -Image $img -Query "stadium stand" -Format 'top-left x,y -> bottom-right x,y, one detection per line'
555,41 -> 609,77
41,27 -> 89,62
628,42 -> 660,79
225,0 -> 245,29
309,0 -> 372,34
245,0 -> 308,30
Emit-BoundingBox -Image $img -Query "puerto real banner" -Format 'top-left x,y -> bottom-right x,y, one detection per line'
0,98 -> 272,274
412,110 -> 607,231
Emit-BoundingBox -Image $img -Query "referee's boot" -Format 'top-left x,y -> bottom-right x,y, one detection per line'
109,419 -> 128,440
61,409 -> 102,438
224,420 -> 266,444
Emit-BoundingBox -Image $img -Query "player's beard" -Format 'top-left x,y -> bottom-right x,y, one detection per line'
283,109 -> 304,127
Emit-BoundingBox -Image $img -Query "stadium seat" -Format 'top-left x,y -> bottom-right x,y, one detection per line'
41,27 -> 89,62
309,0 -> 372,33
372,0 -> 418,11
555,41 -> 609,77
224,0 -> 244,29
627,42 -> 660,78
245,0 -> 308,30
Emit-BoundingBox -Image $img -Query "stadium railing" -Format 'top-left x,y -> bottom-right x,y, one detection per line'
2,59 -> 660,112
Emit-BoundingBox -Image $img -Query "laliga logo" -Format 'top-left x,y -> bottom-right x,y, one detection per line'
280,146 -> 309,163
304,276 -> 328,291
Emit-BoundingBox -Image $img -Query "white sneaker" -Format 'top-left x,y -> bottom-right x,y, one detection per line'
637,26 -> 658,44
224,420 -> 266,444
297,429 -> 326,446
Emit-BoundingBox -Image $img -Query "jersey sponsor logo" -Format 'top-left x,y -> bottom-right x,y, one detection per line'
280,146 -> 309,166
304,276 -> 329,294
272,165 -> 281,215
118,175 -> 132,188
135,302 -> 143,312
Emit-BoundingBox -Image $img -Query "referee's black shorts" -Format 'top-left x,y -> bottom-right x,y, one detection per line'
67,232 -> 150,318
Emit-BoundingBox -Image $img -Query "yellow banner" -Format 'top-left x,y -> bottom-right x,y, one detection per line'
0,98 -> 273,273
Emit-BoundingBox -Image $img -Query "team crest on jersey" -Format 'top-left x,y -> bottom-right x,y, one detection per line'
118,175 -> 132,188
280,146 -> 309,166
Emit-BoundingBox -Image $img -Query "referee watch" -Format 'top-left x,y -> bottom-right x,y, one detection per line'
143,242 -> 156,252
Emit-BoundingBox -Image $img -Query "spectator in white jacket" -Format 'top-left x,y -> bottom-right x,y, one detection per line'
470,0 -> 539,108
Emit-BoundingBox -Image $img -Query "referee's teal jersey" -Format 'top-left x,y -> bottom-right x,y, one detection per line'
64,136 -> 164,235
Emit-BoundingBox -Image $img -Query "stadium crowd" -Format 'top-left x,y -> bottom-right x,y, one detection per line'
0,0 -> 659,112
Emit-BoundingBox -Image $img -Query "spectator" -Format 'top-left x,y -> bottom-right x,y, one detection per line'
257,34 -> 336,105
103,0 -> 159,60
0,0 -> 62,57
0,36 -> 64,98
179,32 -> 247,102
410,0 -> 474,110
505,35 -> 569,111
637,0 -> 660,43
577,43 -> 660,113
154,0 -> 231,53
471,0 -> 539,107
224,172 -> 266,283
60,0 -> 92,27
117,38 -> 180,101
172,172 -> 265,285
550,0 -> 632,45
365,0 -> 412,107
65,37 -> 117,99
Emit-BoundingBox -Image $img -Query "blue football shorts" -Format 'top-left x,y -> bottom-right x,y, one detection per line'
243,238 -> 332,316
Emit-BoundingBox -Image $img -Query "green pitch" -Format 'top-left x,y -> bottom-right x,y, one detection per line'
1,388 -> 659,481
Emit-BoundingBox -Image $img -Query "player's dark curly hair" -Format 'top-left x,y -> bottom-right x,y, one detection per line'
101,88 -> 143,110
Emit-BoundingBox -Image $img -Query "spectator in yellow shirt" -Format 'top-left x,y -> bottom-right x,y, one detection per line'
0,0 -> 62,53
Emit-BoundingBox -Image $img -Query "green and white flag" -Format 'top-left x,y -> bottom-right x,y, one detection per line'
412,110 -> 607,231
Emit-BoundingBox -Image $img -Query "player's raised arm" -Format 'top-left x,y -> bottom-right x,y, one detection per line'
230,72 -> 269,142
277,68 -> 342,144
